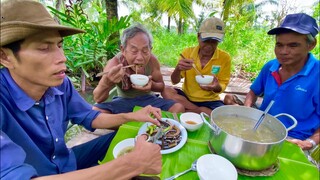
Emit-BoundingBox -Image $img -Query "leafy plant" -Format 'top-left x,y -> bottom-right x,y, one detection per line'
47,1 -> 131,91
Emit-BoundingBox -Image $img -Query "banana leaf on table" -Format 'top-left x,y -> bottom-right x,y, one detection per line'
99,107 -> 319,180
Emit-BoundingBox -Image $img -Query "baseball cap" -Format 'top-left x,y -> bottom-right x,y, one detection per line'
1,0 -> 85,46
268,13 -> 319,37
199,17 -> 225,42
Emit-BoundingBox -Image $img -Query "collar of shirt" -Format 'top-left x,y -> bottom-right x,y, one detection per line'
269,53 -> 317,76
190,45 -> 220,69
190,45 -> 220,61
2,68 -> 63,111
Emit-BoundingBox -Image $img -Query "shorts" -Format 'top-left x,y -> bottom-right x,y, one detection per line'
175,88 -> 224,110
94,94 -> 176,113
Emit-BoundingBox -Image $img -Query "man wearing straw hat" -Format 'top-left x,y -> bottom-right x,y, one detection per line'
1,0 -> 162,179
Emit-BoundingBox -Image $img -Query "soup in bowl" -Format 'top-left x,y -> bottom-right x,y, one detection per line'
195,75 -> 214,85
130,74 -> 149,87
113,138 -> 135,158
180,112 -> 203,132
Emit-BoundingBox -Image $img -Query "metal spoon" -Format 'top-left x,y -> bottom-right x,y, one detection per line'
165,160 -> 197,180
253,100 -> 275,131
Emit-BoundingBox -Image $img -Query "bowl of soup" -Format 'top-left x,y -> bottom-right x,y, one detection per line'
130,74 -> 149,87
201,106 -> 297,170
180,112 -> 203,132
113,138 -> 135,158
195,75 -> 214,85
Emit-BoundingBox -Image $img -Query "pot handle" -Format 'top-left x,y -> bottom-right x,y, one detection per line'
274,113 -> 298,131
200,112 -> 217,132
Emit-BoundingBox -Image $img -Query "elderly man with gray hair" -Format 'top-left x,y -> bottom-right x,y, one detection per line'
93,24 -> 184,114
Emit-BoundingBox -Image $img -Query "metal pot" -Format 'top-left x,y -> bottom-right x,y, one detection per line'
200,105 -> 297,171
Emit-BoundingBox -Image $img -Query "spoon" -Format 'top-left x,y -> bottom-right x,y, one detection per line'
253,100 -> 275,131
165,160 -> 197,180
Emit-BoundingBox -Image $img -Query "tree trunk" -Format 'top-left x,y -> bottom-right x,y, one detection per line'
178,18 -> 183,34
81,69 -> 86,92
53,0 -> 63,23
167,16 -> 171,32
105,0 -> 118,19
55,0 -> 62,11
105,0 -> 120,46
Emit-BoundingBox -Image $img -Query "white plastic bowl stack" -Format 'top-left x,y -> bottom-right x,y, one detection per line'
130,74 -> 149,87
195,75 -> 214,85
179,112 -> 203,132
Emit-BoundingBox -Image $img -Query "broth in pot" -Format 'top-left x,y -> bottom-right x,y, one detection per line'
214,115 -> 280,143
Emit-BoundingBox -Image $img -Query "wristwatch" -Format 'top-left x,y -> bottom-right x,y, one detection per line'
306,138 -> 317,148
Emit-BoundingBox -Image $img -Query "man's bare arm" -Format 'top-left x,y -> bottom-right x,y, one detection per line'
93,58 -> 123,103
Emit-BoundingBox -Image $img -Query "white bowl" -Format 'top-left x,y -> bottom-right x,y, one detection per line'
130,74 -> 149,87
179,112 -> 203,132
113,138 -> 135,158
197,154 -> 238,180
195,75 -> 214,85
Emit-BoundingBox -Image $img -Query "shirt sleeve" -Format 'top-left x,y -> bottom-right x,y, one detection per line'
0,131 -> 38,180
250,62 -> 272,97
63,78 -> 100,131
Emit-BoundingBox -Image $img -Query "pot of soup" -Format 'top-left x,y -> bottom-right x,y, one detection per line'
200,105 -> 297,171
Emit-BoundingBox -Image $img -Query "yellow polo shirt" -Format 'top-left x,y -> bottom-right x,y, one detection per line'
179,46 -> 231,102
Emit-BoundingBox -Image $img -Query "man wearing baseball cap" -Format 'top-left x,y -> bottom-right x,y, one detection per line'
227,13 -> 319,151
1,0 -> 162,179
161,17 -> 231,115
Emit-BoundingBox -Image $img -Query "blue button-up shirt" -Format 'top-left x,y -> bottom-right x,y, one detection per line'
0,68 -> 100,179
250,53 -> 320,139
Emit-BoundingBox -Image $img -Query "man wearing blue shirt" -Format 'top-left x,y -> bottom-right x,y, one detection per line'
226,13 -> 319,151
0,0 -> 162,179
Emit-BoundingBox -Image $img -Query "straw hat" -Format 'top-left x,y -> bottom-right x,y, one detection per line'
1,0 -> 85,46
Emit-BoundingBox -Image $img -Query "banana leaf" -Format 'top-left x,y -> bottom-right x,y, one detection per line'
99,107 -> 319,180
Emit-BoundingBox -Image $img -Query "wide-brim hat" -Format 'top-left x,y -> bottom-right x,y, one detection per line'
268,13 -> 319,37
1,0 -> 85,46
199,17 -> 225,42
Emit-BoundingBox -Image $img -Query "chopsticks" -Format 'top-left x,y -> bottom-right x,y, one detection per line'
96,64 -> 135,77
192,64 -> 205,78
180,54 -> 204,78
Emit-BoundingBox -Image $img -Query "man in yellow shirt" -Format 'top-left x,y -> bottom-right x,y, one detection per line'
161,17 -> 231,115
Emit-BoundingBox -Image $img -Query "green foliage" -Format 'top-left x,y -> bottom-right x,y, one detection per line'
45,0 -> 319,87
47,1 -> 131,89
221,13 -> 275,79
152,30 -> 198,67
65,125 -> 83,142
312,2 -> 320,59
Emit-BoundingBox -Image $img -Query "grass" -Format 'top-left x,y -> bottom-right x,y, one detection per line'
152,30 -> 198,67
